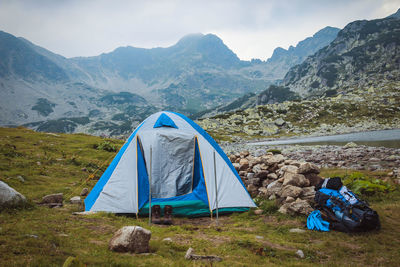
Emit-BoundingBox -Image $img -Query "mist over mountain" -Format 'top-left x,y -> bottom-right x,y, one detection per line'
0,25 -> 341,135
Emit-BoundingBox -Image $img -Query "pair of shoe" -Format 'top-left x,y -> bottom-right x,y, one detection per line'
151,205 -> 173,225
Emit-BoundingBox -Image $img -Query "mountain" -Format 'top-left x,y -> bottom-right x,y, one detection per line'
282,14 -> 400,97
264,26 -> 340,79
0,27 -> 343,135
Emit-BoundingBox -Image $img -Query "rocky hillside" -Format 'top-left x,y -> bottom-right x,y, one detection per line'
283,14 -> 400,97
197,81 -> 400,142
265,26 -> 339,80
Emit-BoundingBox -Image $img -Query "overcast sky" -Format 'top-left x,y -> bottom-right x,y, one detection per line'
0,0 -> 399,60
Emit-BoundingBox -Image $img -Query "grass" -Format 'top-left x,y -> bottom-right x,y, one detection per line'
1,127 -> 400,266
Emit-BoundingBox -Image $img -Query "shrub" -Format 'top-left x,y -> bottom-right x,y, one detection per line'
93,141 -> 117,152
342,172 -> 392,196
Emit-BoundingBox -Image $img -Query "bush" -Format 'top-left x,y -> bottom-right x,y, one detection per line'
93,141 -> 117,152
342,172 -> 392,196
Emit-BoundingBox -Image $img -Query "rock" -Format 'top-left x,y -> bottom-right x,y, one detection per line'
267,173 -> 278,180
281,185 -> 302,199
268,194 -> 276,200
274,118 -> 286,127
304,173 -> 324,187
298,162 -> 320,174
258,187 -> 268,196
301,186 -> 316,203
162,237 -> 173,243
285,196 -> 295,203
109,226 -> 151,253
266,180 -> 283,197
247,184 -> 258,197
280,199 -> 313,216
296,249 -> 305,258
344,142 -> 358,148
249,178 -> 261,187
240,151 -> 250,158
254,209 -> 263,215
232,163 -> 240,171
70,196 -> 81,204
280,165 -> 299,174
0,181 -> 27,208
185,247 -> 222,262
16,175 -> 25,183
239,158 -> 249,171
255,170 -> 269,179
289,228 -> 306,233
80,188 -> 89,196
254,149 -> 266,157
265,154 -> 285,165
247,173 -> 255,179
255,235 -> 264,239
41,193 -> 63,205
282,172 -> 310,187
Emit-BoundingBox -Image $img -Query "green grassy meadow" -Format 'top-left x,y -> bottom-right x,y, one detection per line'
1,127 -> 399,266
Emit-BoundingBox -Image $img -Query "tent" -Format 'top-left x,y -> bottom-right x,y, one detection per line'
84,111 -> 256,217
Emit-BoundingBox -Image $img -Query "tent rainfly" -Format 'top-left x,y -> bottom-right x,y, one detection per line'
84,111 -> 256,217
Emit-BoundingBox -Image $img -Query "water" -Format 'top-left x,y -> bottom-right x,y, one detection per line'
248,129 -> 400,148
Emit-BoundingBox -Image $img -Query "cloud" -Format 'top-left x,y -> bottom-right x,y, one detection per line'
0,0 -> 398,60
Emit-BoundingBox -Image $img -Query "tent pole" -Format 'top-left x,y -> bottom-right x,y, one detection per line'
149,146 -> 152,225
213,150 -> 219,226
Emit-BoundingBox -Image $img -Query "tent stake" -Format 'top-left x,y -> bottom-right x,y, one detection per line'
213,150 -> 219,226
149,146 -> 152,225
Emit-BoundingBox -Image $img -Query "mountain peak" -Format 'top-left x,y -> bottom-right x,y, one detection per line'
387,8 -> 400,19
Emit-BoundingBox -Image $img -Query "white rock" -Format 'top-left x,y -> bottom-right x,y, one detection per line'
0,181 -> 26,208
289,228 -> 306,233
296,249 -> 305,258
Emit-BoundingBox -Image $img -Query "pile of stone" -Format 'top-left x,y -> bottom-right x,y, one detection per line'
229,151 -> 324,216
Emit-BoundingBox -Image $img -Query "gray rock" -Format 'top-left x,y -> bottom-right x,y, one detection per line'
289,228 -> 306,233
279,199 -> 313,216
80,188 -> 89,196
298,162 -> 320,174
296,249 -> 305,258
16,175 -> 25,183
254,149 -> 266,157
162,237 -> 172,242
41,193 -> 63,204
0,181 -> 27,208
274,118 -> 286,127
266,180 -> 283,197
109,226 -> 151,253
267,173 -> 278,180
70,196 -> 81,204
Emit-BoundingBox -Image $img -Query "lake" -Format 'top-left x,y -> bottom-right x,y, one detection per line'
248,129 -> 400,148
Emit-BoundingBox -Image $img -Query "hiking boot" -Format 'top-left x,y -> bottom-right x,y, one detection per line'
164,205 -> 173,225
151,205 -> 162,224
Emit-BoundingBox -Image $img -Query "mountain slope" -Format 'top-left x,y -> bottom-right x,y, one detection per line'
265,26 -> 340,79
282,16 -> 400,97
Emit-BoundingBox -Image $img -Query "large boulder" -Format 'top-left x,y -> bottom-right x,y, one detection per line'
282,172 -> 310,187
298,162 -> 320,174
109,226 -> 151,253
0,181 -> 27,208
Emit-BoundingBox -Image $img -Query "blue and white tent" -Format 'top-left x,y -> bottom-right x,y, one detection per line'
85,111 -> 256,217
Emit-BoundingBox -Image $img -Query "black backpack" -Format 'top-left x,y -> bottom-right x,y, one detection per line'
314,177 -> 380,233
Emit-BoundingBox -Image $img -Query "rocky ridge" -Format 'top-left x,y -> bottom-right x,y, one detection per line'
283,14 -> 400,97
